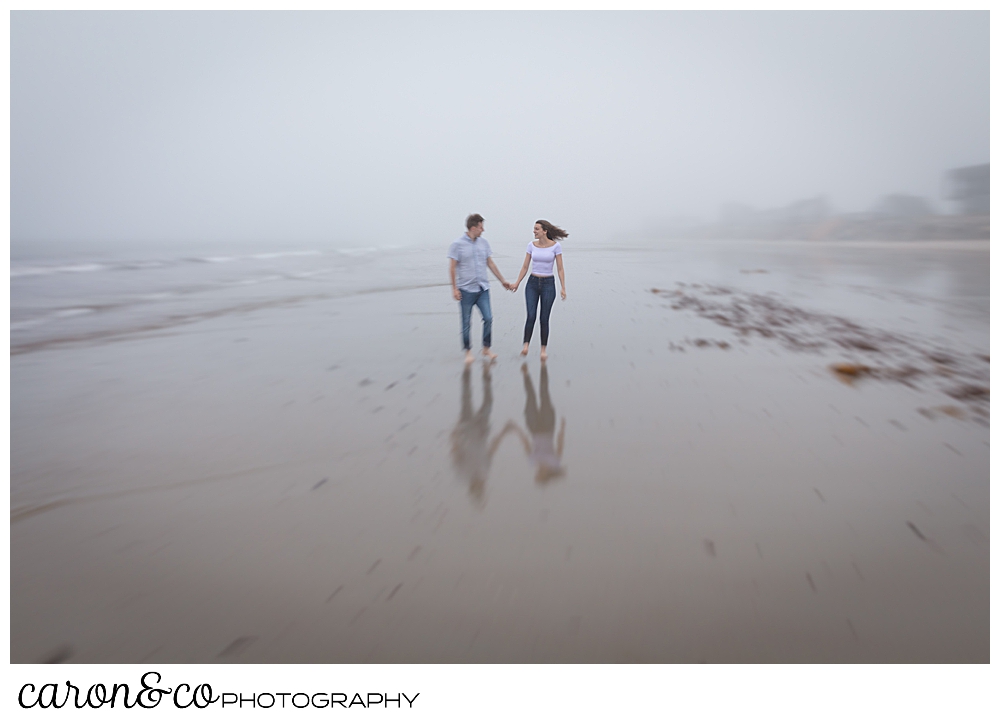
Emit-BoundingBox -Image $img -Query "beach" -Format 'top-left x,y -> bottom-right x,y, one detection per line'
10,238 -> 989,663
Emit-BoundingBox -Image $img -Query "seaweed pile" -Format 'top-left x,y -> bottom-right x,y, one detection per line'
651,283 -> 989,423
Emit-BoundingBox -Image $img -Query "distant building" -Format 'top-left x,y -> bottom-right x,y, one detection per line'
872,194 -> 933,219
782,197 -> 830,224
948,164 -> 989,215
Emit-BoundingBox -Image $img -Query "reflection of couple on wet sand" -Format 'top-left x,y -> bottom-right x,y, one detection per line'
450,363 -> 566,504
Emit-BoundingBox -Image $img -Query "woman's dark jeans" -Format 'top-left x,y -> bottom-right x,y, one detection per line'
524,275 -> 556,345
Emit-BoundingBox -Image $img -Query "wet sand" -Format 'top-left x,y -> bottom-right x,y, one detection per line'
10,239 -> 989,663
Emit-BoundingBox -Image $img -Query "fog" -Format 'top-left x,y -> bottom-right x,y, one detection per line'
11,11 -> 989,248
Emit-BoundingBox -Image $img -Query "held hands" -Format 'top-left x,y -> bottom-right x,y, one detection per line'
560,288 -> 567,300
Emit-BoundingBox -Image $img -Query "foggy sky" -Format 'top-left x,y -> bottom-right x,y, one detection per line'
11,11 -> 990,248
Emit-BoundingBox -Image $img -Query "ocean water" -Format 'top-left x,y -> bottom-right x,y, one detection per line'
11,240 -> 447,354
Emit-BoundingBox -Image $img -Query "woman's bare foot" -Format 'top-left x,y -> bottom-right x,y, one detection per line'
520,344 -> 529,356
482,347 -> 498,361
540,347 -> 548,361
464,350 -> 475,364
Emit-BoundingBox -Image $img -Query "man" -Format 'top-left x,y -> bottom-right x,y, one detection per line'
448,213 -> 511,364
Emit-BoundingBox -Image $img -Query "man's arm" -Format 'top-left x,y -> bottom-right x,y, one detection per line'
449,258 -> 461,301
486,257 -> 510,289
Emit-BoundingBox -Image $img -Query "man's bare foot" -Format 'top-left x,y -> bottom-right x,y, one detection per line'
540,347 -> 548,361
464,350 -> 475,364
482,348 -> 498,361
520,344 -> 529,356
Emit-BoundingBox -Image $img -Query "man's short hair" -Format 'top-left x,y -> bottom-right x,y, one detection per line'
466,213 -> 484,229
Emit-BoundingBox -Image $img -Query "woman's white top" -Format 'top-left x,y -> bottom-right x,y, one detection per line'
531,434 -> 562,470
526,241 -> 562,276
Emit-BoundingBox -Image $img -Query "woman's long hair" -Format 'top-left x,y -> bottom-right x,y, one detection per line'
536,219 -> 568,241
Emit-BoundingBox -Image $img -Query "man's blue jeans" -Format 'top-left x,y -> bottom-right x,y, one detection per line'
459,287 -> 493,350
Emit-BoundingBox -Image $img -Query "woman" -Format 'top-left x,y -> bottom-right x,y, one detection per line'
511,220 -> 568,361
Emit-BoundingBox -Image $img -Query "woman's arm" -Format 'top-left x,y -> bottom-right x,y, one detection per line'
512,253 -> 532,291
555,254 -> 566,299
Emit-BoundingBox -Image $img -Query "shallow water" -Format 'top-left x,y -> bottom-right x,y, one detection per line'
10,239 -> 989,662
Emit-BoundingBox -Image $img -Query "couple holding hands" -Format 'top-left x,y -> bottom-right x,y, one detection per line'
448,213 -> 568,364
